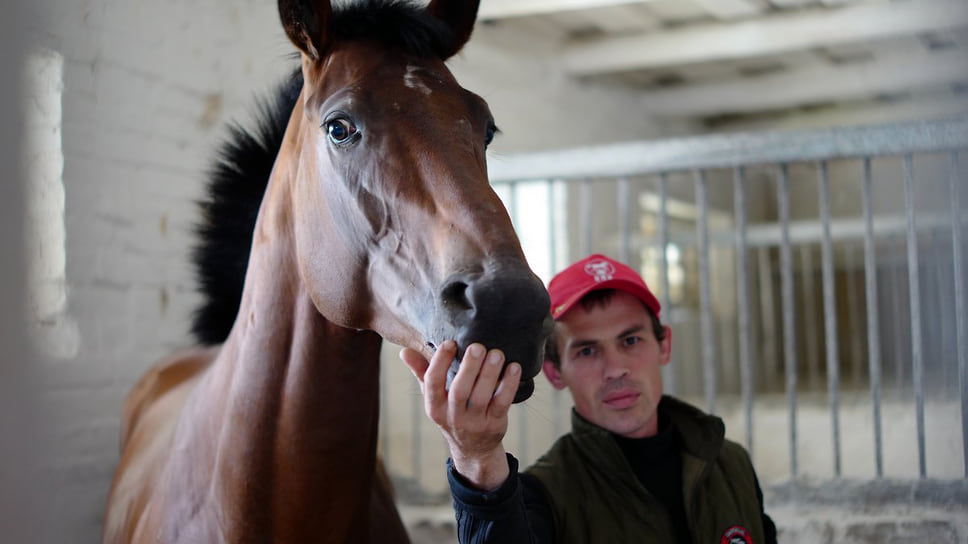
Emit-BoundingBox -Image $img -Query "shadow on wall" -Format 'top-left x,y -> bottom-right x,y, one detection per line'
1,1 -> 52,543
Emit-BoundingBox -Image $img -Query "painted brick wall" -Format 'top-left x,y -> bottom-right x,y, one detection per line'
32,1 -> 293,539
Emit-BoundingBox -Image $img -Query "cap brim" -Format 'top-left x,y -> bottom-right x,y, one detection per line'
551,278 -> 661,319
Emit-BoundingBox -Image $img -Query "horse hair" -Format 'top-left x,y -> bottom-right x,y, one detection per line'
330,0 -> 462,59
189,70 -> 301,345
190,0 -> 457,345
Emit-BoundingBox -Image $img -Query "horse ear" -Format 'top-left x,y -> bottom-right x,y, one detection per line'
278,0 -> 332,60
426,0 -> 481,59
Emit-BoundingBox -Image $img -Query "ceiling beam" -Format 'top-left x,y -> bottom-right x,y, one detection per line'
708,95 -> 968,132
690,0 -> 764,20
478,0 -> 653,20
562,0 -> 968,76
639,49 -> 968,117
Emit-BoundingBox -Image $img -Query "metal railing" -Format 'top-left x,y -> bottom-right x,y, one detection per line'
382,117 -> 968,500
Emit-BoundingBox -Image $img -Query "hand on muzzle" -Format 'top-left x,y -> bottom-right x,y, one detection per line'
401,340 -> 520,488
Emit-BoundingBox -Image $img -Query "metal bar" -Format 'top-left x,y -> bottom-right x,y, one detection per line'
779,164 -> 799,478
488,118 -> 968,183
934,234 -> 950,394
695,170 -> 717,414
727,214 -> 958,248
903,154 -> 927,478
800,244 -> 820,390
758,247 -> 779,390
658,173 -> 676,396
489,188 -> 968,248
581,178 -> 593,256
950,152 -> 968,478
862,157 -> 884,478
548,179 -> 563,438
891,238 -> 906,391
734,166 -> 754,456
818,160 -> 842,477
845,248 -> 864,388
618,176 -> 631,263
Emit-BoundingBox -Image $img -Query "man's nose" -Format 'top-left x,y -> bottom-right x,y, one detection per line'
602,349 -> 629,380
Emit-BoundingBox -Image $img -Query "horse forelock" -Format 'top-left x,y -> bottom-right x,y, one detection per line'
330,0 -> 458,60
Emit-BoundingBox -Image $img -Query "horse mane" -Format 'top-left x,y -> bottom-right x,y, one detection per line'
189,70 -> 301,345
190,0 -> 457,345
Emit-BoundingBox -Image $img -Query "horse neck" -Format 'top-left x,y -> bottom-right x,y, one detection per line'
189,155 -> 385,540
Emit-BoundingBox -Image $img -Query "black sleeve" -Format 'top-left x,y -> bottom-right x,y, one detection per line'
752,471 -> 777,544
447,453 -> 555,544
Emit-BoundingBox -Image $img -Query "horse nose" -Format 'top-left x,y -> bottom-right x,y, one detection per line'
440,270 -> 549,347
439,269 -> 551,403
440,278 -> 473,314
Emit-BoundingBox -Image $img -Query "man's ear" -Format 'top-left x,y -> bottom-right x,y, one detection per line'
659,325 -> 673,367
542,360 -> 567,391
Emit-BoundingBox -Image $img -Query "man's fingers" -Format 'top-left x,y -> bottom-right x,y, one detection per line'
410,341 -> 520,439
399,348 -> 429,384
466,349 -> 504,413
488,362 -> 521,420
449,343 -> 486,411
424,340 -> 457,409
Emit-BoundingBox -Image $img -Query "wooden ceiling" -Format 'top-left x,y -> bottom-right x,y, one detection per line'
474,0 -> 968,126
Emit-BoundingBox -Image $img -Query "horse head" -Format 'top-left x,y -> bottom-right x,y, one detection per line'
276,0 -> 552,402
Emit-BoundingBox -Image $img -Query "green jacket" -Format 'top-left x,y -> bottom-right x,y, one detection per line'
525,396 -> 769,544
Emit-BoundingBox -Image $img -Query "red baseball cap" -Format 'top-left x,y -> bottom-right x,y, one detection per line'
547,254 -> 661,320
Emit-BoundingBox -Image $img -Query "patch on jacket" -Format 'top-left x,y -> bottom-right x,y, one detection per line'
720,525 -> 753,544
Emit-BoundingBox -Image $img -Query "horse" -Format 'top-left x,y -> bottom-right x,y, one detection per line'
101,0 -> 553,542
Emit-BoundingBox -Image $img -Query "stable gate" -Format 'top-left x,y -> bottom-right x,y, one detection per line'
381,117 -> 968,506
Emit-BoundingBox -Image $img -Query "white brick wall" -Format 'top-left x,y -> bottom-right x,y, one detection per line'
33,1 -> 292,540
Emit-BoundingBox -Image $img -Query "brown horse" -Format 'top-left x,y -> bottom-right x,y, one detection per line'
101,0 -> 552,542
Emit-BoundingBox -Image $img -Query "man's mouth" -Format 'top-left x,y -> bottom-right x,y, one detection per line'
602,390 -> 640,409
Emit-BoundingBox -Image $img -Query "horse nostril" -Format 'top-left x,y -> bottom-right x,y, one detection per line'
441,280 -> 473,313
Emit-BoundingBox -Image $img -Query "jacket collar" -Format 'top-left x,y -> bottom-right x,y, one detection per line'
569,395 -> 725,463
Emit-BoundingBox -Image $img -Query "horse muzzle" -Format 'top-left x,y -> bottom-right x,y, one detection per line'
435,266 -> 552,403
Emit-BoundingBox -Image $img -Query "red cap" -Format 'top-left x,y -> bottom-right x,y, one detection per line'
548,254 -> 661,320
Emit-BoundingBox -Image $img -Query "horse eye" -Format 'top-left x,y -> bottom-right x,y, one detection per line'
484,124 -> 497,147
325,118 -> 358,144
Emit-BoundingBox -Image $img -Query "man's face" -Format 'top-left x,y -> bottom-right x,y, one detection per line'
543,291 -> 671,439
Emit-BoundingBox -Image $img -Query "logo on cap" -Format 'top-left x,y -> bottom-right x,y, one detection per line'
720,525 -> 753,544
584,259 -> 615,283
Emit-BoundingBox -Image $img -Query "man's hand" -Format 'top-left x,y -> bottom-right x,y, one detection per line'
400,340 -> 521,491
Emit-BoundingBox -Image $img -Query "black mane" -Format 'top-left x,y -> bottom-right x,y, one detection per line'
190,0 -> 452,344
331,0 -> 459,59
189,70 -> 301,345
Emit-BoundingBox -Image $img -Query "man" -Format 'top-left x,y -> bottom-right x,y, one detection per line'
402,254 -> 776,543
